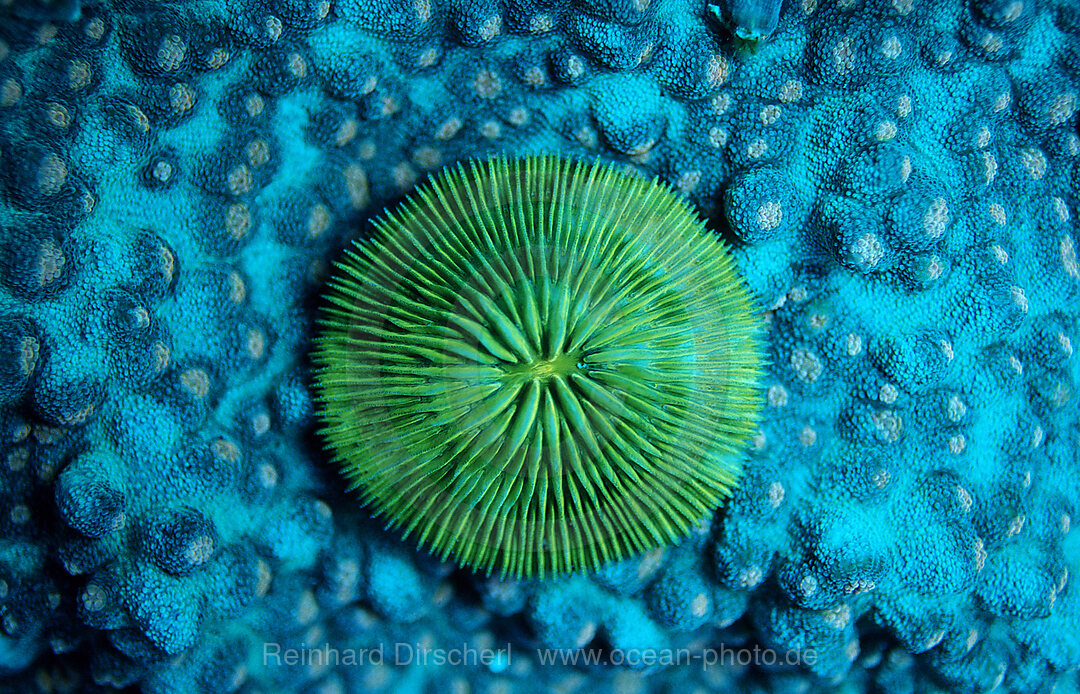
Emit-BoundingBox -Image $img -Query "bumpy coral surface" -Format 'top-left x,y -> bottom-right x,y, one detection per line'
0,0 -> 1077,692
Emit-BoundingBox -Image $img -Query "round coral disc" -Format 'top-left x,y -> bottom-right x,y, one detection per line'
313,155 -> 763,579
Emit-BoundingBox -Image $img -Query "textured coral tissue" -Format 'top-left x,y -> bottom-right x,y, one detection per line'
0,0 -> 1077,693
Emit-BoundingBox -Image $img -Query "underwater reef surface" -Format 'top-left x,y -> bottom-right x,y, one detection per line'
0,0 -> 1077,692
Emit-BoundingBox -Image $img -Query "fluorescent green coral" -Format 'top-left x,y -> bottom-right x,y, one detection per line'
314,155 -> 764,579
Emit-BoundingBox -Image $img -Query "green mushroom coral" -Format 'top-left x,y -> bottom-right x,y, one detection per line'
313,155 -> 764,579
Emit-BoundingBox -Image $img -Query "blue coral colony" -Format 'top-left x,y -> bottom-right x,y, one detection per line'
0,0 -> 1077,693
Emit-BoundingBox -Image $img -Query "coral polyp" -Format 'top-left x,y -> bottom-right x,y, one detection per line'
314,155 -> 763,579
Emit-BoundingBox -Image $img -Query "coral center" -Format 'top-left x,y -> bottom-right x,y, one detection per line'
503,351 -> 582,383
